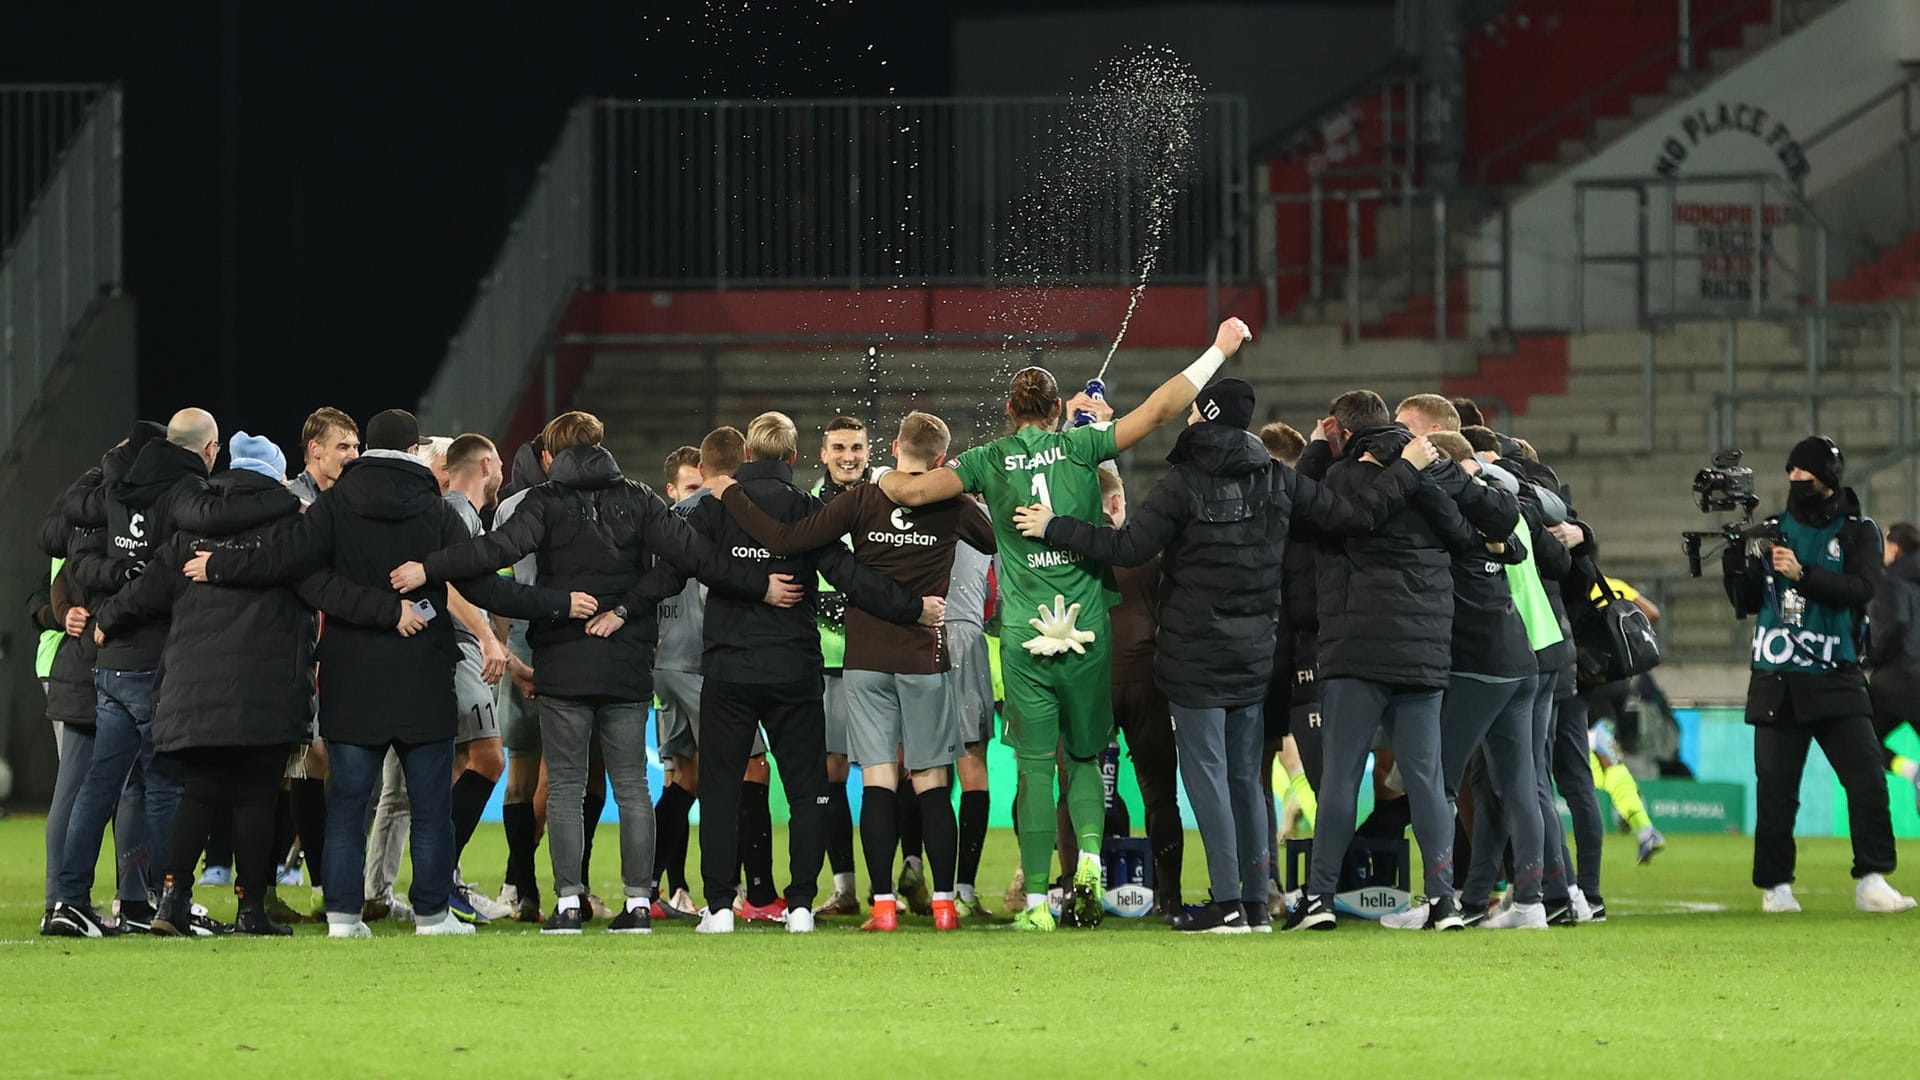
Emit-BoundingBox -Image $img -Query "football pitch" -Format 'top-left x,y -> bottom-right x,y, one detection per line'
1,817 -> 1916,1077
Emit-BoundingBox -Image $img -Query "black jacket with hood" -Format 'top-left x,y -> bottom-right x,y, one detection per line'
1870,550 -> 1920,680
69,437 -> 285,670
684,458 -> 923,686
1042,421 -> 1423,709
1304,425 -> 1475,690
203,451 -> 574,745
423,443 -> 772,701
93,471 -> 402,752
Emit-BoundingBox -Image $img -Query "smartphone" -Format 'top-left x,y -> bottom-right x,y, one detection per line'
412,598 -> 438,622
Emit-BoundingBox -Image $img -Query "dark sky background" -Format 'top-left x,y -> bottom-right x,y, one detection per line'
3,1 -> 1377,451
1,1 -> 965,449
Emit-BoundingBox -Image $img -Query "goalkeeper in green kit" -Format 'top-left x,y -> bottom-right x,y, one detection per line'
879,317 -> 1253,931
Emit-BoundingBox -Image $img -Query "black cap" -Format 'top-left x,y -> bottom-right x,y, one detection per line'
365,409 -> 421,452
1195,378 -> 1256,430
1787,435 -> 1844,489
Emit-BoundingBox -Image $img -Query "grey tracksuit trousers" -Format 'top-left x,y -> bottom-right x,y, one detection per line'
1169,702 -> 1268,906
1462,672 -> 1571,907
1439,674 -> 1544,905
1309,678 -> 1452,899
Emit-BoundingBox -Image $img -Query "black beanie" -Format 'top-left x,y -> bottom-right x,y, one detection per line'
1196,378 -> 1256,430
365,409 -> 421,452
1786,435 -> 1843,490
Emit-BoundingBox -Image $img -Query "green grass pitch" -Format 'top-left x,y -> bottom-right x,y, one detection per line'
1,817 -> 1916,1076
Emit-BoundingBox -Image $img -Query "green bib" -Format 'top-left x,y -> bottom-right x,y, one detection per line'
1505,545 -> 1565,652
35,557 -> 62,680
1751,514 -> 1857,671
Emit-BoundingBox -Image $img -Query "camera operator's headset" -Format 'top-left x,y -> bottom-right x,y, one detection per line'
1761,437 -> 1878,672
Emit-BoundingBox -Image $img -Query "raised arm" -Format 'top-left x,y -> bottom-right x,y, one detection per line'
172,476 -> 292,536
1105,319 -> 1251,453
1289,443 -> 1430,537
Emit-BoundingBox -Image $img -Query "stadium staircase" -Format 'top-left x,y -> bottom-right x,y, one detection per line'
0,85 -> 135,803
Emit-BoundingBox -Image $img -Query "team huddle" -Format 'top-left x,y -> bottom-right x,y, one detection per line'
46,312 -> 1889,940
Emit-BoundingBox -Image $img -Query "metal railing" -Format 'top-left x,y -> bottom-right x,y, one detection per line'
594,96 -> 1249,289
1265,178 -> 1514,341
420,103 -> 592,437
2,84 -> 109,252
0,85 -> 121,453
1574,172 -> 1830,331
1474,0 -> 1815,184
1635,306 -> 1906,453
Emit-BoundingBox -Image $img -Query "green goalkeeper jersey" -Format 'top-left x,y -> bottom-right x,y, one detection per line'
952,422 -> 1121,633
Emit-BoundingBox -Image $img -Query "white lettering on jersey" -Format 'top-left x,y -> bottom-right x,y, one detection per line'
1003,447 -> 1067,471
867,530 -> 939,547
1025,549 -> 1084,569
731,545 -> 771,559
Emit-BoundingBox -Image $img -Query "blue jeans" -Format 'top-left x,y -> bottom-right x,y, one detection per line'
325,739 -> 456,920
57,669 -> 180,906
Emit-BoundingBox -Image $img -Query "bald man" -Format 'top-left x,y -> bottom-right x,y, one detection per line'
51,408 -> 289,938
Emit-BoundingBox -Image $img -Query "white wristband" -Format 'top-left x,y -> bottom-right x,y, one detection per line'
1180,346 -> 1227,391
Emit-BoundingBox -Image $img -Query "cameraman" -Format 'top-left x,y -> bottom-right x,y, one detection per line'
1723,436 -> 1913,914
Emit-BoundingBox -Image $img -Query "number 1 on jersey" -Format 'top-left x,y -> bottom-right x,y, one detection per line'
1030,472 -> 1053,509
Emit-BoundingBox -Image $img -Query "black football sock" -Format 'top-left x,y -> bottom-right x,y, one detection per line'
917,786 -> 958,894
289,778 -> 328,885
826,781 -> 855,876
957,789 -> 990,889
896,776 -> 923,869
654,782 -> 695,896
741,781 -> 778,907
861,785 -> 899,899
502,800 -> 539,899
450,770 -> 496,860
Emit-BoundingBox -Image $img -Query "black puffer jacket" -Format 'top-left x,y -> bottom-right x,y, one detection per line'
93,471 -> 401,752
1309,426 -> 1475,690
686,458 -> 922,686
205,452 -> 574,745
43,463 -> 120,726
425,443 -> 770,701
1042,421 -> 1423,709
1870,551 -> 1920,676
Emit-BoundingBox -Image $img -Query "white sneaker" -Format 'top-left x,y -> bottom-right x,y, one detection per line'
327,918 -> 373,939
496,883 -> 521,910
415,909 -> 477,936
696,907 -> 735,934
1380,902 -> 1430,930
1569,886 -> 1595,924
1761,884 -> 1801,913
784,906 -> 816,934
1855,873 -> 1918,913
1482,901 -> 1549,930
464,886 -> 515,922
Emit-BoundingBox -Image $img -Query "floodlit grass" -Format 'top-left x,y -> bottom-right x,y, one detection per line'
1,816 -> 1916,1077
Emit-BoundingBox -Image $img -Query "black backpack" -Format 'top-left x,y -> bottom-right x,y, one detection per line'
1573,569 -> 1662,689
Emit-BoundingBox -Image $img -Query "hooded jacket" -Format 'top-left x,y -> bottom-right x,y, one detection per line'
92,471 -> 402,752
204,452 -> 573,744
684,458 -> 923,686
1305,425 -> 1475,690
70,437 -> 286,670
43,463 -> 119,726
1041,422 -> 1423,708
424,443 -> 771,701
1447,518 -> 1536,680
1870,551 -> 1920,677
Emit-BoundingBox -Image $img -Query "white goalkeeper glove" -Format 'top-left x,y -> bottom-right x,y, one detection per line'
1023,594 -> 1097,657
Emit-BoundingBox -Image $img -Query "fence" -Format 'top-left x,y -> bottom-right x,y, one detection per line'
0,85 -> 121,454
420,104 -> 592,436
594,96 -> 1250,289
